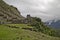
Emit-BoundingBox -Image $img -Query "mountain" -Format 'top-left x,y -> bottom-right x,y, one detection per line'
45,20 -> 60,29
0,0 -> 24,24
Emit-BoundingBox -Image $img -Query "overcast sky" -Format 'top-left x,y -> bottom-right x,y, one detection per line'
3,0 -> 60,22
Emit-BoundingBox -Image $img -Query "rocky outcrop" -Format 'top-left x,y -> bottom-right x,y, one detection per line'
0,0 -> 24,24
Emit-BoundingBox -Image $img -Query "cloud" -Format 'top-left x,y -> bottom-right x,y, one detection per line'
3,0 -> 60,22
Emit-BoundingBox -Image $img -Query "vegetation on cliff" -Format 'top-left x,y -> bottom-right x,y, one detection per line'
0,0 -> 60,40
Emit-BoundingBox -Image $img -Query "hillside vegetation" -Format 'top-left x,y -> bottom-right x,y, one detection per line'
0,24 -> 60,40
26,17 -> 60,37
0,0 -> 60,40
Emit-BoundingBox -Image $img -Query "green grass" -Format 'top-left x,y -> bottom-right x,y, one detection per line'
0,25 -> 18,40
7,24 -> 32,28
0,24 -> 60,40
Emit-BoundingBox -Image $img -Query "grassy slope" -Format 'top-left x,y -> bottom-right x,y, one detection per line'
0,24 -> 60,40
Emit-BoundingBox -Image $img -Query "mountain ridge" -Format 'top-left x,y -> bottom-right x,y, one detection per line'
45,20 -> 60,29
0,0 -> 24,24
0,0 -> 60,40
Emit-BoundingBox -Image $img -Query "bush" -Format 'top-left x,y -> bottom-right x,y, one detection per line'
29,17 -> 60,37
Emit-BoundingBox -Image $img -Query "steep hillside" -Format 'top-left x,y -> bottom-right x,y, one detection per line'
0,24 -> 60,40
0,0 -> 60,40
0,0 -> 24,24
